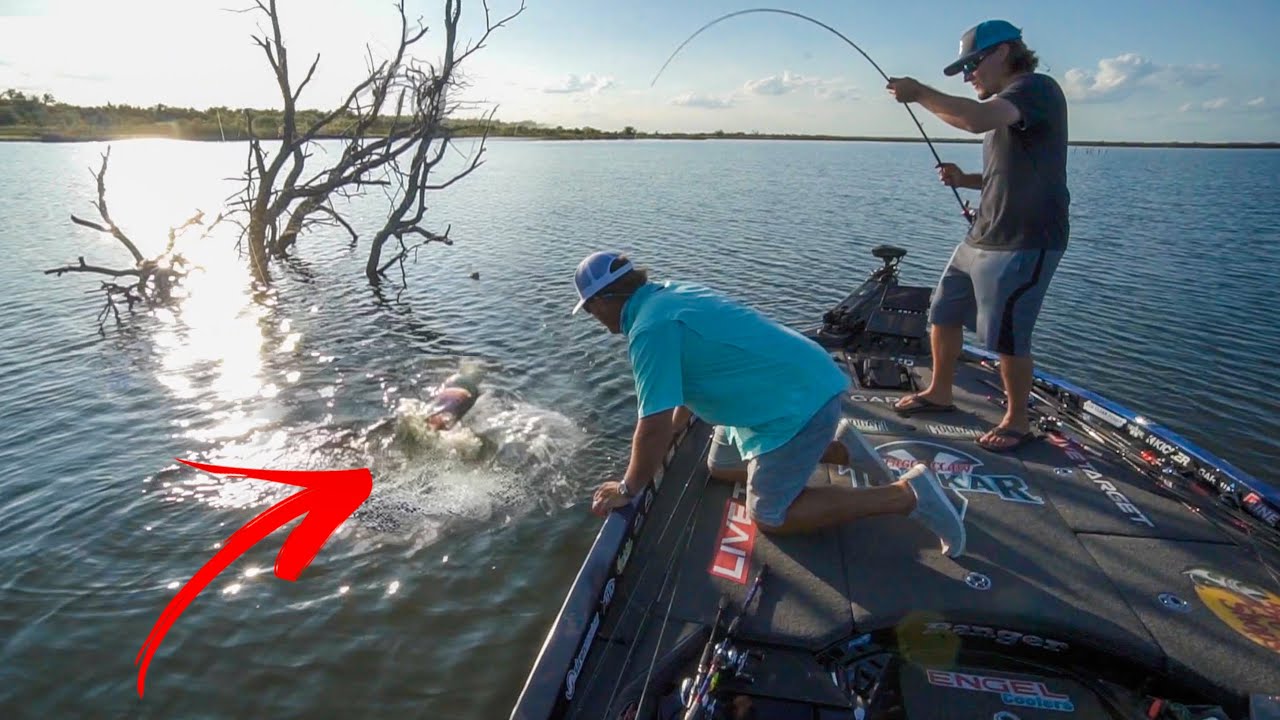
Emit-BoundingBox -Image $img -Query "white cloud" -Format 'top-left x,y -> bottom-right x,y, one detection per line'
542,73 -> 616,95
815,85 -> 861,102
1063,54 -> 1156,101
743,71 -> 858,102
1173,64 -> 1222,88
1246,96 -> 1266,107
744,71 -> 817,96
670,92 -> 733,109
1063,53 -> 1222,102
1179,97 -> 1235,112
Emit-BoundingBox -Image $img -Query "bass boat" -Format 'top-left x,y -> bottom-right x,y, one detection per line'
512,245 -> 1280,720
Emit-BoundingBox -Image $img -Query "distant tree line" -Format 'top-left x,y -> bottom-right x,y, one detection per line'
0,89 -> 646,142
8,90 -> 1274,148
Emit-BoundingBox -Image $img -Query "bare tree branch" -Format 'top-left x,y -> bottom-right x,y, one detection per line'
293,52 -> 322,103
318,202 -> 358,245
228,0 -> 524,287
377,225 -> 453,277
73,148 -> 145,264
44,256 -> 143,278
48,144 -> 216,328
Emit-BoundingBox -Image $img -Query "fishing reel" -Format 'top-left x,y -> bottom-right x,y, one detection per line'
678,638 -> 764,719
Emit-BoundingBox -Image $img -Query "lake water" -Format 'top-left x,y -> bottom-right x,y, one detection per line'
1,138 -> 1277,718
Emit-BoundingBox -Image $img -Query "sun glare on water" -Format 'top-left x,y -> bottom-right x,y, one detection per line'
88,140 -> 295,437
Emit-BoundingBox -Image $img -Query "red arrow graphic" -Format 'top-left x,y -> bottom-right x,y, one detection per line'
135,459 -> 372,697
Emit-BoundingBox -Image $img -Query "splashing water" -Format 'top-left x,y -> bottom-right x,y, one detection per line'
350,383 -> 587,541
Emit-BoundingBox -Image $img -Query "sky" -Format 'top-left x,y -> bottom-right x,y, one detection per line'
1,0 -> 1277,142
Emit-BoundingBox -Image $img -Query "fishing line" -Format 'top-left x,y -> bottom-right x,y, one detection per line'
651,7 -> 974,225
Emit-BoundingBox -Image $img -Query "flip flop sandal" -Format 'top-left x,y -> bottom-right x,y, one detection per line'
893,394 -> 957,416
977,428 -> 1039,453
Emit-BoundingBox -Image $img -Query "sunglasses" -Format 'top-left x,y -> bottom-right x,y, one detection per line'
584,292 -> 628,311
961,48 -> 997,77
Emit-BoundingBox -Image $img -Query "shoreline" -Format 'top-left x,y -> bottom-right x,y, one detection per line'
1,131 -> 1276,150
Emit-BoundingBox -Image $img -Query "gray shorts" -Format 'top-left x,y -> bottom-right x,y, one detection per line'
928,243 -> 1064,357
707,393 -> 842,527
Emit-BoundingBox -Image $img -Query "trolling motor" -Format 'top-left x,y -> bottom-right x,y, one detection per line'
809,246 -> 932,390
870,244 -> 907,275
814,245 -> 906,345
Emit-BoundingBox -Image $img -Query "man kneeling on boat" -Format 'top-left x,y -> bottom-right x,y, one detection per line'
573,250 -> 967,558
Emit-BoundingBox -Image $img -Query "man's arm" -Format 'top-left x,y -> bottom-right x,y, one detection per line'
621,410 -> 674,495
671,405 -> 691,432
939,162 -> 984,190
916,85 -> 1020,134
887,77 -> 1020,134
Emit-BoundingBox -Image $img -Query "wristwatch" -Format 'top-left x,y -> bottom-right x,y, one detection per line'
617,481 -> 634,499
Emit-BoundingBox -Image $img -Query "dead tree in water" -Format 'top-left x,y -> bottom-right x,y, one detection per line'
44,147 -> 222,333
230,0 -> 523,286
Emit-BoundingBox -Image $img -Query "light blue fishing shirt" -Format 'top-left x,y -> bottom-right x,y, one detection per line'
621,281 -> 850,460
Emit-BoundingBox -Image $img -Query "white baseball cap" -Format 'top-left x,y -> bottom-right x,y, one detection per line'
572,251 -> 634,314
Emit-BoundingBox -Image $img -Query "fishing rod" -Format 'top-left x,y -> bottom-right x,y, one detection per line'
681,564 -> 768,720
651,7 -> 975,226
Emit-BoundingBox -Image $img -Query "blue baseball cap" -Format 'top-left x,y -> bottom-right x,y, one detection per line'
943,20 -> 1022,77
572,250 -> 634,314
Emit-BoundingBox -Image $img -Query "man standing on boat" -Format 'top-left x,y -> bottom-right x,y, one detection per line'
572,251 -> 967,557
886,20 -> 1069,452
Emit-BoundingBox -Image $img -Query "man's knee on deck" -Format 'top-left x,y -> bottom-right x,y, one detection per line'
707,457 -> 739,480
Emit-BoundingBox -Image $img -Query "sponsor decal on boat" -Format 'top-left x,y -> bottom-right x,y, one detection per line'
965,572 -> 992,590
876,441 -> 1043,506
925,669 -> 1075,712
564,611 -> 601,700
560,472 -> 657,703
847,416 -> 892,434
849,393 -> 904,404
1082,400 -> 1126,429
1243,493 -> 1280,528
709,483 -> 756,584
1198,466 -> 1236,496
843,633 -> 873,653
1186,567 -> 1280,654
615,537 -> 633,575
1145,435 -> 1177,457
1048,434 -> 1154,528
925,423 -> 985,438
921,622 -> 1069,652
1143,434 -> 1192,467
601,577 -> 616,609
631,485 -> 655,538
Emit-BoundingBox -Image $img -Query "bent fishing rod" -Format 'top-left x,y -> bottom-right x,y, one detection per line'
651,7 -> 975,226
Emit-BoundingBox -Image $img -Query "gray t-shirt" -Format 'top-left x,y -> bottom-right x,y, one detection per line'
965,72 -> 1070,251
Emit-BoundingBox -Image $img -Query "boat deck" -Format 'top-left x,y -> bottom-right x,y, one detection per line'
564,354 -> 1280,718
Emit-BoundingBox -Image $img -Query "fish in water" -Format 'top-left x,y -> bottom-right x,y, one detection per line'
424,370 -> 482,431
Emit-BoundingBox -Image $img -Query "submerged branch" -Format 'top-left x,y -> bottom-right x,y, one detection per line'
43,256 -> 143,278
